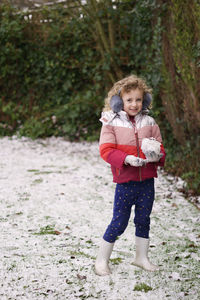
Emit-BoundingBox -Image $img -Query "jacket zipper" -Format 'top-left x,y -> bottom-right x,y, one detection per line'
132,119 -> 142,182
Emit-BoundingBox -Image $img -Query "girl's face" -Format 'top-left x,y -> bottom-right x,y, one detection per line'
122,88 -> 143,117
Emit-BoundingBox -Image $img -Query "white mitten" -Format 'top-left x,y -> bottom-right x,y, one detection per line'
125,155 -> 147,167
141,138 -> 163,162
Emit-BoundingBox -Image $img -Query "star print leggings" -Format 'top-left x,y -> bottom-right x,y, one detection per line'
103,178 -> 155,243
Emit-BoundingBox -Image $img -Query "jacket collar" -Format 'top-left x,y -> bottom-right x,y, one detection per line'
100,110 -> 145,125
120,111 -> 143,123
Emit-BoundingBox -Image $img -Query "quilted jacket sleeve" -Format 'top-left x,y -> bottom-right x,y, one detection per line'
99,124 -> 127,169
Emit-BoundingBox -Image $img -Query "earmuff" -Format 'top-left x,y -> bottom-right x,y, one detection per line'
110,91 -> 152,113
110,90 -> 123,113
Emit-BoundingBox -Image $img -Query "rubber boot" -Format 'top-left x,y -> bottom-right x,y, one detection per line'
133,236 -> 159,271
95,239 -> 114,276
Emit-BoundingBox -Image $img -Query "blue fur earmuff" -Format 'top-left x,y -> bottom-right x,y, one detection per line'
110,91 -> 152,113
110,94 -> 123,113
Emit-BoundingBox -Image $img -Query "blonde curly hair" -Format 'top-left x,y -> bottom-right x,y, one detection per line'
103,74 -> 152,111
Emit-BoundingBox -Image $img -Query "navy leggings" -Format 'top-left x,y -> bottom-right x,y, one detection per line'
103,178 -> 155,243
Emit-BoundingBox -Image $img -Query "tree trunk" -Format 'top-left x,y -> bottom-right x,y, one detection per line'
159,0 -> 200,144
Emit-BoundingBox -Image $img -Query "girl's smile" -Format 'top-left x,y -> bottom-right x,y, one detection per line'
122,88 -> 143,117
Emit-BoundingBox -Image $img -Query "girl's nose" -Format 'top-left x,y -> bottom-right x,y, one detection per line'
131,102 -> 137,108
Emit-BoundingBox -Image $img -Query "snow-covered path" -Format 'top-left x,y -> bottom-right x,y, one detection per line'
0,137 -> 199,300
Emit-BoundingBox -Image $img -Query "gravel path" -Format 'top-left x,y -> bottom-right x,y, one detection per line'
0,137 -> 199,300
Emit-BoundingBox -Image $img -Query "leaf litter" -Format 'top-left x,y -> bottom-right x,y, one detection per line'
0,136 -> 199,300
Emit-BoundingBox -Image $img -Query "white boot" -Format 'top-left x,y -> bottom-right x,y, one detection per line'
95,239 -> 114,276
133,236 -> 159,272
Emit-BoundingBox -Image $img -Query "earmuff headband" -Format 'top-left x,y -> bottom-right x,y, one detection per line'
110,91 -> 152,113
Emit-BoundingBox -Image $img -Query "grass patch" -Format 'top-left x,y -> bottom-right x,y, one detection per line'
58,259 -> 67,264
69,250 -> 95,260
32,178 -> 43,185
34,225 -> 59,235
110,257 -> 122,265
18,192 -> 31,201
133,283 -> 153,292
15,212 -> 23,215
34,171 -> 62,175
28,169 -> 62,175
8,263 -> 17,271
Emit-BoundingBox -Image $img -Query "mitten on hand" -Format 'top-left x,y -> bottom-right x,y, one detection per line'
141,138 -> 163,162
124,155 -> 147,167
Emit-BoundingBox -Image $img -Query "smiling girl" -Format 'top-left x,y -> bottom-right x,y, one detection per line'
95,74 -> 166,276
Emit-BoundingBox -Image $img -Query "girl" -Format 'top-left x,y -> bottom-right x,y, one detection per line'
95,75 -> 166,276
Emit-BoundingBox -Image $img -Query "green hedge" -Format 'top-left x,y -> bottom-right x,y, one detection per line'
0,4 -> 103,139
0,1 -> 162,140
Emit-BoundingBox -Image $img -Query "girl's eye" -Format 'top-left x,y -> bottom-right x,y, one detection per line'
136,98 -> 142,102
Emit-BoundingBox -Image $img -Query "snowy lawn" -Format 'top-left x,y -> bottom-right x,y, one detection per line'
0,137 -> 199,300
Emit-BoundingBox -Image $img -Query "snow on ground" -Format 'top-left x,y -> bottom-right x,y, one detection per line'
0,136 -> 199,300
